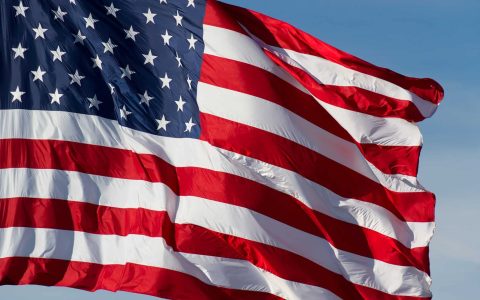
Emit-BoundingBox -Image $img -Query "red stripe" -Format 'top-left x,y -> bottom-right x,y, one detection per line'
199,114 -> 435,222
361,144 -> 421,177
201,53 -> 421,176
0,257 -> 280,300
263,51 -> 426,122
0,138 -> 429,272
0,197 -> 427,300
206,0 -> 444,105
205,0 -> 246,33
201,54 -> 353,142
0,138 -> 180,192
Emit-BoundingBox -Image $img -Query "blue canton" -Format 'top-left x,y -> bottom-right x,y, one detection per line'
0,0 -> 206,137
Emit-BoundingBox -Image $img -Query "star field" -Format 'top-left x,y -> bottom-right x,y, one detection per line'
1,0 -> 206,137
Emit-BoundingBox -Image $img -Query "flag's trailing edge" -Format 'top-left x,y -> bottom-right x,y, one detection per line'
0,0 -> 443,300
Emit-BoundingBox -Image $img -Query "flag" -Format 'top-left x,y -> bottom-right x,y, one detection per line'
0,0 -> 444,299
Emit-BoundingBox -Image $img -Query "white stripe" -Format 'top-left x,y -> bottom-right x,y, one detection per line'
204,25 -> 308,94
0,168 -> 172,211
266,45 -> 437,118
0,168 -> 431,296
0,227 -> 338,300
204,24 -> 437,118
175,196 -> 431,297
204,24 -> 424,146
319,100 -> 423,146
0,109 -> 433,248
198,82 -> 425,192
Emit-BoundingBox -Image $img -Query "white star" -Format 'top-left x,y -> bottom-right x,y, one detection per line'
84,13 -> 98,29
120,65 -> 135,79
108,83 -> 115,94
87,95 -> 103,110
13,1 -> 29,17
156,115 -> 170,131
175,96 -> 186,111
161,30 -> 172,45
68,70 -> 85,86
120,105 -> 132,120
187,33 -> 198,50
69,0 -> 77,5
187,74 -> 193,90
91,55 -> 103,70
52,6 -> 67,21
31,66 -> 46,82
185,118 -> 196,133
175,52 -> 182,67
173,10 -> 183,26
105,3 -> 120,17
51,46 -> 66,62
138,91 -> 154,106
159,0 -> 167,3
73,30 -> 86,44
143,8 -> 156,24
143,50 -> 157,66
33,23 -> 48,39
160,73 -> 172,89
187,0 -> 195,7
10,86 -> 25,102
102,38 -> 117,54
12,43 -> 27,59
49,88 -> 63,104
124,26 -> 139,41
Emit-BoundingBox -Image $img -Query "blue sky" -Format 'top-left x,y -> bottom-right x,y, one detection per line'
2,0 -> 478,299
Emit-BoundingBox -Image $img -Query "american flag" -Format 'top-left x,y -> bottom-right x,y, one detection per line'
0,0 -> 444,299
